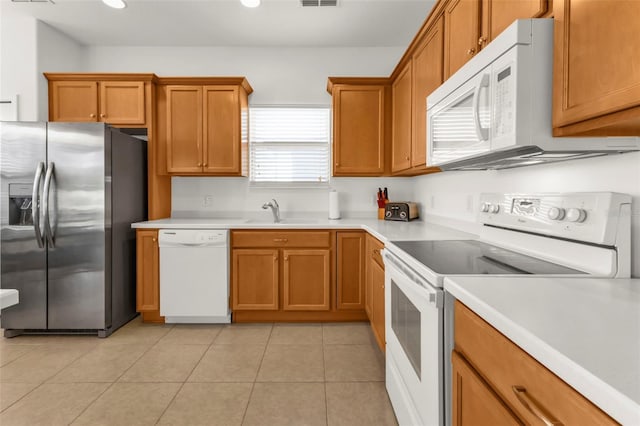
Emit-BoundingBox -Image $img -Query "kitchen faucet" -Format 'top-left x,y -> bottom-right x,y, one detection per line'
262,199 -> 280,223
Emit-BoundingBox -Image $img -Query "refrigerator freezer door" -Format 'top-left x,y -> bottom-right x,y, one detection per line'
46,123 -> 108,330
0,122 -> 48,329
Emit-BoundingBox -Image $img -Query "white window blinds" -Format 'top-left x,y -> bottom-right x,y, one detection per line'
250,106 -> 330,184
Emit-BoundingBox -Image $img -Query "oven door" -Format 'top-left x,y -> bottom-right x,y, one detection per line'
384,250 -> 443,426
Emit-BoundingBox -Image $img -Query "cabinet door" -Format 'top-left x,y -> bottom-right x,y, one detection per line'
553,1 -> 640,129
480,0 -> 547,47
232,249 -> 279,311
203,86 -> 241,174
282,249 -> 331,311
166,85 -> 203,173
136,229 -> 160,312
371,258 -> 386,352
49,81 -> 98,122
444,0 -> 481,79
452,351 -> 522,426
336,231 -> 365,310
412,16 -> 444,168
99,81 -> 146,125
391,62 -> 413,173
333,85 -> 385,176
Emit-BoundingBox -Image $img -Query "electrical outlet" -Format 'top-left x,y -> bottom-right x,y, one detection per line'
203,195 -> 213,207
466,194 -> 474,212
430,195 -> 436,209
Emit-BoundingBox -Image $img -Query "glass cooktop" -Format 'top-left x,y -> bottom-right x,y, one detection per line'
390,240 -> 587,275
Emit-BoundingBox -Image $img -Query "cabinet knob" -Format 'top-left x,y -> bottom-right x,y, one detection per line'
89,113 -> 96,118
273,255 -> 278,261
203,163 -> 207,167
273,238 -> 288,243
335,162 -> 339,166
100,113 -> 106,118
197,163 -> 202,167
405,156 -> 410,161
152,238 -> 156,242
478,37 -> 487,46
467,48 -> 476,55
284,256 -> 289,261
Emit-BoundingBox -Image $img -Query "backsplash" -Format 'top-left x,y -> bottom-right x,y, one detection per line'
413,152 -> 640,277
171,176 -> 414,219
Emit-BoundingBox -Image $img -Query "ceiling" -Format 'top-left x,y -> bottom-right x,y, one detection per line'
2,0 -> 436,47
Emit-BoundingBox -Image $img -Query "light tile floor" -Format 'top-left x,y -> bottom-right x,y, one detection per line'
0,319 -> 398,426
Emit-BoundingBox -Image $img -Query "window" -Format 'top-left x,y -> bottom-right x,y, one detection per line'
249,106 -> 330,185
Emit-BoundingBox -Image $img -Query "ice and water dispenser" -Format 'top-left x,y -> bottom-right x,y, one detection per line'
8,183 -> 34,226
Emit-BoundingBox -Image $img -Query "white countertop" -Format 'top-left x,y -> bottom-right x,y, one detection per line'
0,289 -> 19,310
131,217 -> 476,245
444,276 -> 640,425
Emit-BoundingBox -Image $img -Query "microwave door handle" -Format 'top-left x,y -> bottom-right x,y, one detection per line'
473,73 -> 490,141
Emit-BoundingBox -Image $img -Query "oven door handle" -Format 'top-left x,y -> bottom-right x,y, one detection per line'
384,250 -> 443,308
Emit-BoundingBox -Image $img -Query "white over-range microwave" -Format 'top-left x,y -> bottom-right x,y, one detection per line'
426,19 -> 639,171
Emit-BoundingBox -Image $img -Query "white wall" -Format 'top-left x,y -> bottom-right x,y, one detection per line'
0,6 -> 86,121
85,46 -> 402,104
0,8 -> 38,121
171,177 -> 414,219
36,21 -> 86,120
413,152 -> 640,277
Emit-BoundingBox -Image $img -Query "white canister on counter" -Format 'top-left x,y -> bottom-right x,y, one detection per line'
328,190 -> 341,220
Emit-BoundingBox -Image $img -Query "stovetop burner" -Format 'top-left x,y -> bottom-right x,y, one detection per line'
390,240 -> 587,275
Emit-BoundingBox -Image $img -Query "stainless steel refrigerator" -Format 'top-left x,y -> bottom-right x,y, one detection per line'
0,122 -> 147,337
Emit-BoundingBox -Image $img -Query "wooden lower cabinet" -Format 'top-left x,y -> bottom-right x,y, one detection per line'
231,230 -> 368,322
283,249 -> 331,311
452,351 -> 522,425
232,249 -> 279,311
135,229 -> 164,323
454,301 -> 616,426
365,234 -> 385,351
336,231 -> 366,310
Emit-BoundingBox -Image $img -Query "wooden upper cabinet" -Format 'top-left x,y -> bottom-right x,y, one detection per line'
232,249 -> 279,311
329,80 -> 388,176
166,85 -> 203,174
480,0 -> 547,47
159,78 -> 251,176
46,75 -> 150,125
50,81 -> 98,122
336,231 -> 366,310
444,0 -> 481,79
136,229 -> 160,313
282,249 -> 331,311
391,62 -> 413,173
203,86 -> 241,174
553,0 -> 640,135
451,351 -> 522,426
412,15 -> 444,169
99,81 -> 145,125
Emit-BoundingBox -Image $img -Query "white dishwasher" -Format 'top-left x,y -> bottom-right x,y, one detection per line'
158,229 -> 231,323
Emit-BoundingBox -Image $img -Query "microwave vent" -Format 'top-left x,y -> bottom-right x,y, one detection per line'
301,0 -> 338,6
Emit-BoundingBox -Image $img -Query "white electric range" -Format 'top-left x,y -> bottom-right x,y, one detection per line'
382,192 -> 632,426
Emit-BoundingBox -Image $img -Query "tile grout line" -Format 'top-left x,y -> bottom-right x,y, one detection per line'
153,333 -> 218,425
66,328 -> 171,425
239,323 -> 274,426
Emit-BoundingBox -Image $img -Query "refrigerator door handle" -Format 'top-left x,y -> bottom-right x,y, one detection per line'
42,162 -> 55,248
32,162 -> 45,248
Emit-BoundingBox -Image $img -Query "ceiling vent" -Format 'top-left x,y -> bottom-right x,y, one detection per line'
301,0 -> 338,6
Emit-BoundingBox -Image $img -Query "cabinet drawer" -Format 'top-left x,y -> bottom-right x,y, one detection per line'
232,231 -> 331,248
454,301 -> 616,426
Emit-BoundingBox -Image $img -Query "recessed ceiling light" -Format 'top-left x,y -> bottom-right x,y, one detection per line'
102,0 -> 126,9
240,0 -> 260,8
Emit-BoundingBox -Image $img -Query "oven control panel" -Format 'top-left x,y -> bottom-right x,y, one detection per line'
477,192 -> 631,246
